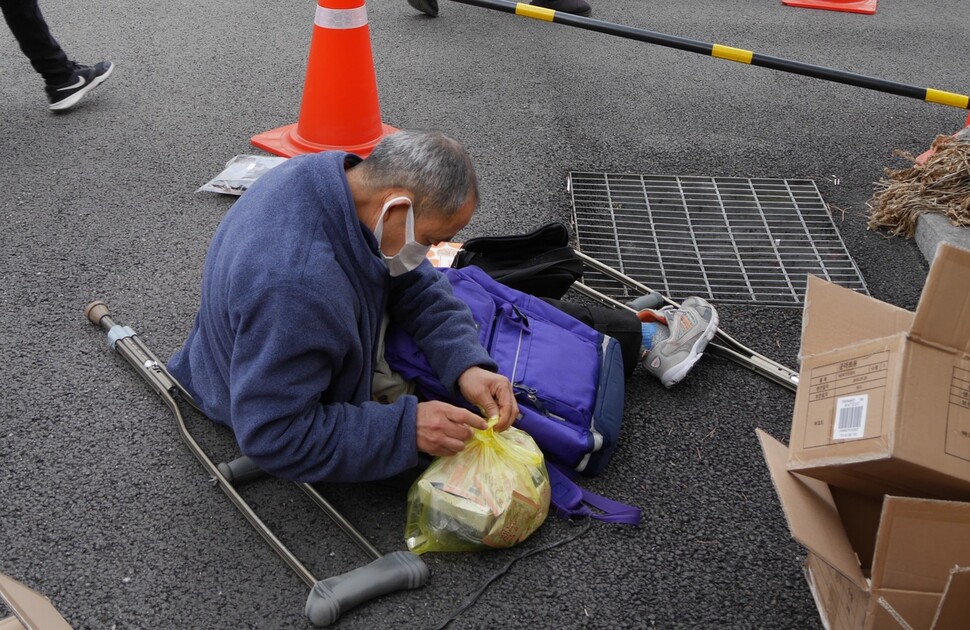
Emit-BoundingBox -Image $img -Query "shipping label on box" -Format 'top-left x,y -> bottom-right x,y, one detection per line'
803,350 -> 890,447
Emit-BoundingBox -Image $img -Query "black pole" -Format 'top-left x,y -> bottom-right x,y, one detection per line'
448,0 -> 970,111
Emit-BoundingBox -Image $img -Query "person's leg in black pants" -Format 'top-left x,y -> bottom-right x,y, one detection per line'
542,298 -> 644,379
1,0 -> 114,111
0,0 -> 72,85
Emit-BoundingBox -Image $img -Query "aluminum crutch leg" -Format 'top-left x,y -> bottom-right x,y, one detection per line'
85,301 -> 428,627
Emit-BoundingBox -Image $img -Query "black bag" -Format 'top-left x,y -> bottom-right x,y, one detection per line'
452,222 -> 583,299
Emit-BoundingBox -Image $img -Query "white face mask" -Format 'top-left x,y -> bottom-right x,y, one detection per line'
372,196 -> 431,277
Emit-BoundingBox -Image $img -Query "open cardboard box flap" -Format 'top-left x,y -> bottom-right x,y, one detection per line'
801,243 -> 970,361
761,429 -> 970,629
870,497 -> 970,593
876,566 -> 970,630
910,243 -> 970,355
799,275 -> 914,360
0,572 -> 71,630
757,429 -> 868,589
932,566 -> 970,629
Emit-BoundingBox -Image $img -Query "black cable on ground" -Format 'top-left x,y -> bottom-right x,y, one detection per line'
428,518 -> 594,630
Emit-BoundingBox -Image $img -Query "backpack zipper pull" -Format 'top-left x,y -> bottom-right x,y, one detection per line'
513,382 -> 546,415
510,305 -> 530,328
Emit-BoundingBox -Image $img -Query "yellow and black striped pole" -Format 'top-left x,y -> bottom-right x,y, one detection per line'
451,0 -> 970,111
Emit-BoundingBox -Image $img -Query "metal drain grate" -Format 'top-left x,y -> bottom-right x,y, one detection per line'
569,173 -> 868,307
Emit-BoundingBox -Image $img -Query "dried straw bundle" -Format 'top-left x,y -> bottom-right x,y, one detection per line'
867,129 -> 970,238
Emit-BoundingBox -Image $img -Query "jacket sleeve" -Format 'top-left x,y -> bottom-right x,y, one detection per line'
226,282 -> 419,483
387,261 -> 496,393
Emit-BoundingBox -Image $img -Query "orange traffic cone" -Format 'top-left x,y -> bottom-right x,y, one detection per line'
916,112 -> 970,164
782,0 -> 877,15
251,0 -> 396,158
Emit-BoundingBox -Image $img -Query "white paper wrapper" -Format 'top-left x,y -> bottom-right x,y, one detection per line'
197,155 -> 287,196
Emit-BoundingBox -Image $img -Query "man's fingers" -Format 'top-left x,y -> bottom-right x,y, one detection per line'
431,411 -> 482,455
487,382 -> 517,431
501,384 -> 519,425
457,367 -> 524,431
455,407 -> 488,431
434,435 -> 468,456
478,399 -> 500,422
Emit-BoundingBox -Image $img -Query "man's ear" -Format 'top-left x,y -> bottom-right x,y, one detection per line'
375,196 -> 414,238
382,192 -> 413,209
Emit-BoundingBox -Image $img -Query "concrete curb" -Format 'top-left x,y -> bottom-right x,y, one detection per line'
916,213 -> 970,261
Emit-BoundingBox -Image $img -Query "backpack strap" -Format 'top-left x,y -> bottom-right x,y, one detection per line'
547,464 -> 641,525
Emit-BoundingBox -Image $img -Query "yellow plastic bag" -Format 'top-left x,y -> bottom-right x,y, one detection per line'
404,421 -> 551,554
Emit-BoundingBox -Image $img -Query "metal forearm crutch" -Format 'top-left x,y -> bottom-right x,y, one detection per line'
85,301 -> 429,627
569,252 -> 800,392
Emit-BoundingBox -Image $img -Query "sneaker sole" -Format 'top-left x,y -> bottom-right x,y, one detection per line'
407,0 -> 439,16
658,310 -> 719,388
49,63 -> 114,112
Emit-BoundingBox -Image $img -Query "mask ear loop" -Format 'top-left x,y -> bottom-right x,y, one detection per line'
403,201 -> 416,244
372,196 -> 413,250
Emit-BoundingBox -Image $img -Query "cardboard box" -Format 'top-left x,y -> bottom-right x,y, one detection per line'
759,430 -> 970,629
0,571 -> 71,629
787,243 -> 970,499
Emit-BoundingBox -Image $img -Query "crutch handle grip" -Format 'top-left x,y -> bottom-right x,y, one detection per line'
217,456 -> 267,486
305,550 -> 429,627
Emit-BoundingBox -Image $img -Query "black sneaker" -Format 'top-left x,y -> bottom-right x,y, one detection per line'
531,0 -> 592,16
407,0 -> 439,16
46,61 -> 114,112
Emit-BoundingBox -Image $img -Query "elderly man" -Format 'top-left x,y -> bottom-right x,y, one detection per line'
168,130 -> 518,484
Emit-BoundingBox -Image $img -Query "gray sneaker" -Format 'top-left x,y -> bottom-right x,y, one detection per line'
639,296 -> 719,388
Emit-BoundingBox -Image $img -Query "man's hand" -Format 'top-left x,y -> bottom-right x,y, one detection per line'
457,366 -> 519,431
415,400 -> 488,457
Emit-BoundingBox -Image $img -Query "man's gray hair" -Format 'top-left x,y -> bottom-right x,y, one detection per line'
355,130 -> 478,216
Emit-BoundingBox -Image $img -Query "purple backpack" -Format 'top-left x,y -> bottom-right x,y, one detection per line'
385,266 -> 640,524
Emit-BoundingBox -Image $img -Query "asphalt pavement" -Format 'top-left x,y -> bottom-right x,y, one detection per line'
2,0 -> 967,628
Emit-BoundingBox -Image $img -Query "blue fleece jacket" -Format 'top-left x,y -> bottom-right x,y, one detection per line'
168,151 -> 496,483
